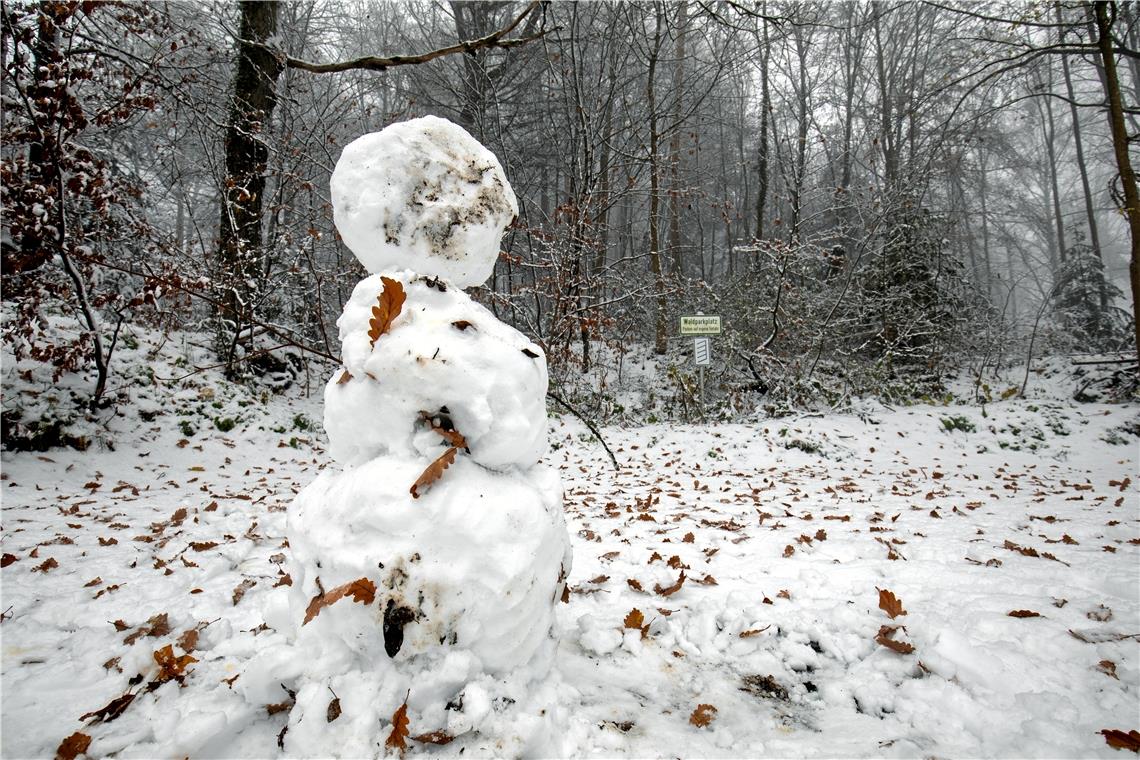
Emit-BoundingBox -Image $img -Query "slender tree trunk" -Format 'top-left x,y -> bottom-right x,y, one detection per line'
979,149 -> 995,303
872,8 -> 898,188
1038,84 -> 1067,267
217,0 -> 283,368
789,24 -> 809,242
648,4 -> 667,355
1057,5 -> 1106,309
754,12 -> 770,243
1093,1 -> 1140,356
668,0 -> 687,276
718,102 -> 733,278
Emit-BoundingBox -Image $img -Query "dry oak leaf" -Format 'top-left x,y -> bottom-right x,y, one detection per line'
336,369 -> 352,385
80,692 -> 136,724
1101,729 -> 1140,753
33,557 -> 59,573
177,628 -> 200,653
55,732 -> 91,760
327,695 -> 342,722
877,588 -> 907,619
654,571 -> 686,597
740,625 -> 771,638
153,644 -> 197,684
232,578 -> 256,606
875,625 -> 915,654
783,544 -> 795,558
1008,610 -> 1041,618
1098,660 -> 1119,680
627,578 -> 645,593
1,553 -> 18,567
386,700 -> 411,753
413,731 -> 455,745
410,447 -> 458,499
368,277 -> 406,346
426,421 -> 468,449
624,608 -> 646,629
124,613 -> 171,645
303,577 -> 377,625
689,703 -> 717,728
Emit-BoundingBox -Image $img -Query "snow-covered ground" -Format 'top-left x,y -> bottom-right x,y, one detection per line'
2,374 -> 1137,758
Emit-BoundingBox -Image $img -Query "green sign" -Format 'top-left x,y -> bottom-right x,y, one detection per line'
679,315 -> 722,336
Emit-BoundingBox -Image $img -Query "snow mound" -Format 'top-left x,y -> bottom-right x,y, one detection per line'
324,271 -> 549,470
237,455 -> 571,756
285,456 -> 570,674
330,116 -> 518,287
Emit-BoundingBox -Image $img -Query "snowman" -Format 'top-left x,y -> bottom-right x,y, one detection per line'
247,116 -> 572,757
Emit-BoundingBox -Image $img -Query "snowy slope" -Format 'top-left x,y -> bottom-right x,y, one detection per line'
2,388 -> 1137,758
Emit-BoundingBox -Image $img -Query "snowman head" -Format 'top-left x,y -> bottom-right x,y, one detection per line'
330,116 -> 518,288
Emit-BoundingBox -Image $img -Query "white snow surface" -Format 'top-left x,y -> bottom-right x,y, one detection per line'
325,271 -> 548,471
2,358 -> 1139,758
330,116 -> 518,287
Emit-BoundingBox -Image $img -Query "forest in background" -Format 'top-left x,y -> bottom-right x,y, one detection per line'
2,0 -> 1138,440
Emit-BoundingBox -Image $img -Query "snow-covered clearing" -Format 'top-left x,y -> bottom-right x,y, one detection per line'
2,382 -> 1137,758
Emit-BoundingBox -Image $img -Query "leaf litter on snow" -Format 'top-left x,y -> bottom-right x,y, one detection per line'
1,358 -> 1138,759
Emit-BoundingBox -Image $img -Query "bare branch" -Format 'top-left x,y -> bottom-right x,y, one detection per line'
266,1 -> 553,74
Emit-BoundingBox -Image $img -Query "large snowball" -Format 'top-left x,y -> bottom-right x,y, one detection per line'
330,116 -> 518,287
245,456 -> 571,756
324,271 -> 549,471
285,456 -> 570,675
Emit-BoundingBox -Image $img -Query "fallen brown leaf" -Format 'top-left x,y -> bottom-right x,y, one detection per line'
654,571 -> 686,597
232,578 -> 256,606
689,703 -> 717,728
79,692 -> 136,724
386,700 -> 411,753
877,588 -> 907,619
413,731 -> 455,745
1101,729 -> 1140,752
303,577 -> 377,625
55,732 -> 91,760
410,447 -> 457,499
875,624 -> 915,654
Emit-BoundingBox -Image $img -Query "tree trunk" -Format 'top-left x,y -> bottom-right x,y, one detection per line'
754,11 -> 770,243
1093,1 -> 1140,357
217,0 -> 283,368
1058,4 -> 1106,309
668,0 -> 687,277
1038,81 -> 1067,268
648,4 -> 668,355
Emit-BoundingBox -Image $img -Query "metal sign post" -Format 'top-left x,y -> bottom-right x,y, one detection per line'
694,336 -> 711,413
680,315 -> 720,416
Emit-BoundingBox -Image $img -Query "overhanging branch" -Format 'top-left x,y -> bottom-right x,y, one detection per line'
258,1 -> 553,74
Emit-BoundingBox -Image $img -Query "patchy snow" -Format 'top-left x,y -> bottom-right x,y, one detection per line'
329,116 -> 518,288
3,382 -> 1137,758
